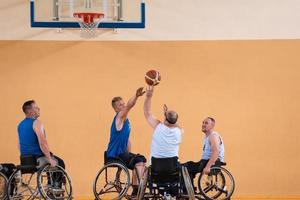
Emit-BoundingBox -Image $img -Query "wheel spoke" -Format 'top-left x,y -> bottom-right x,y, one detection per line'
216,186 -> 228,195
203,183 -> 214,193
198,166 -> 235,200
93,163 -> 130,200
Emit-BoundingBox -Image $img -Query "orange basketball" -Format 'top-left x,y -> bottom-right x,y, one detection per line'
145,70 -> 161,86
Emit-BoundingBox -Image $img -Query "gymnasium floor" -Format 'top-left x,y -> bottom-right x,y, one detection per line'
1,0 -> 300,199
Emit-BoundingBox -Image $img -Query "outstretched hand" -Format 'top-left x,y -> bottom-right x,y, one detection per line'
136,87 -> 145,97
163,104 -> 168,113
145,85 -> 154,98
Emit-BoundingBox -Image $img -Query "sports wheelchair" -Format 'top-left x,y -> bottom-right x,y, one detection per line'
93,153 -> 194,200
0,163 -> 15,200
137,156 -> 195,200
193,162 -> 235,200
138,160 -> 235,200
6,155 -> 73,200
93,152 -> 144,200
0,168 -> 8,199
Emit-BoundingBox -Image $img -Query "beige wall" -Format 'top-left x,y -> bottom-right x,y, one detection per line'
0,40 -> 300,197
2,0 -> 300,40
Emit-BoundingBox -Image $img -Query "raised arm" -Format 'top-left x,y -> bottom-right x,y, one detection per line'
144,86 -> 160,129
33,120 -> 56,167
118,87 -> 145,122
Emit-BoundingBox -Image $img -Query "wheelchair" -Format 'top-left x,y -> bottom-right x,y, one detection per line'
93,152 -> 148,200
137,159 -> 235,200
0,170 -> 8,199
6,155 -> 73,200
136,156 -> 195,200
194,162 -> 235,200
0,163 -> 16,200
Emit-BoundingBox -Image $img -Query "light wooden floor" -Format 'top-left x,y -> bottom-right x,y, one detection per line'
75,195 -> 300,200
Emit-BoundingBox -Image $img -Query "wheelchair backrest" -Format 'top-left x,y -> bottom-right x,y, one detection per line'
20,155 -> 37,166
104,151 -> 108,164
103,151 -> 126,166
151,156 -> 179,173
19,155 -> 38,174
151,157 -> 180,184
213,160 -> 227,167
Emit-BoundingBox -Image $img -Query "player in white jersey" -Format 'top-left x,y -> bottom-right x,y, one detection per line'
143,86 -> 182,160
184,117 -> 225,181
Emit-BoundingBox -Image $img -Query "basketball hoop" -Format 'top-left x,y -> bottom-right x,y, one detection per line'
73,12 -> 104,37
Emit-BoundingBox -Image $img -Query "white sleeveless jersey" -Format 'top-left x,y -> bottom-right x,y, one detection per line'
201,131 -> 225,162
150,123 -> 182,158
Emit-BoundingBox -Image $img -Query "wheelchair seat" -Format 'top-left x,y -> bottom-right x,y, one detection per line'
7,155 -> 73,200
17,155 -> 38,173
104,151 -> 113,164
212,161 -> 227,168
197,162 -> 235,200
94,152 -> 131,200
220,161 -> 226,166
151,156 -> 179,184
103,151 -> 126,166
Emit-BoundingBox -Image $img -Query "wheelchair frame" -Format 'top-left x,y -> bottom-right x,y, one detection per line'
137,165 -> 195,200
94,151 -> 151,200
0,171 -> 8,200
137,162 -> 235,200
196,166 -> 235,200
93,161 -> 131,200
94,161 -> 194,200
93,156 -> 148,200
7,161 -> 73,200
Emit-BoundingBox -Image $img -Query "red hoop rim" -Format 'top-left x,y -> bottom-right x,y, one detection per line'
73,12 -> 104,23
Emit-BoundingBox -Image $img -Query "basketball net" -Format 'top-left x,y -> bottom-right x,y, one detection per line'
73,13 -> 104,37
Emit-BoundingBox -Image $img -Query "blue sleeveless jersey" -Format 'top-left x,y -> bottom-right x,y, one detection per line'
18,118 -> 43,156
107,115 -> 131,158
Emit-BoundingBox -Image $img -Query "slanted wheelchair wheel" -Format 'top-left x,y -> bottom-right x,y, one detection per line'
0,171 -> 8,199
182,166 -> 195,200
137,167 -> 149,200
198,167 -> 235,200
7,169 -> 39,200
37,164 -> 73,200
93,162 -> 130,200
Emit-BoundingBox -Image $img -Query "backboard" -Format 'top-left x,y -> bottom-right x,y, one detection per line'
30,0 -> 145,28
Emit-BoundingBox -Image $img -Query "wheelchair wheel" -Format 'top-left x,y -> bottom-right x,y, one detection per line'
198,167 -> 235,200
93,162 -> 130,200
137,167 -> 149,200
182,166 -> 195,200
37,164 -> 73,200
0,171 -> 8,199
7,169 -> 39,200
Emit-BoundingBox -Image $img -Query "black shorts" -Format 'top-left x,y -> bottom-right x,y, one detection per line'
117,152 -> 147,170
184,159 -> 222,178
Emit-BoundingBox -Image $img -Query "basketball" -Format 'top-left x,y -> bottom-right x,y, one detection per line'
145,70 -> 161,86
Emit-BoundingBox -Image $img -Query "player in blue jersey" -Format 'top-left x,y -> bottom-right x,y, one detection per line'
17,100 -> 65,191
106,87 -> 147,196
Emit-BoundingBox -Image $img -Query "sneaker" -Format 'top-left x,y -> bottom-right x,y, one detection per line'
49,186 -> 65,195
